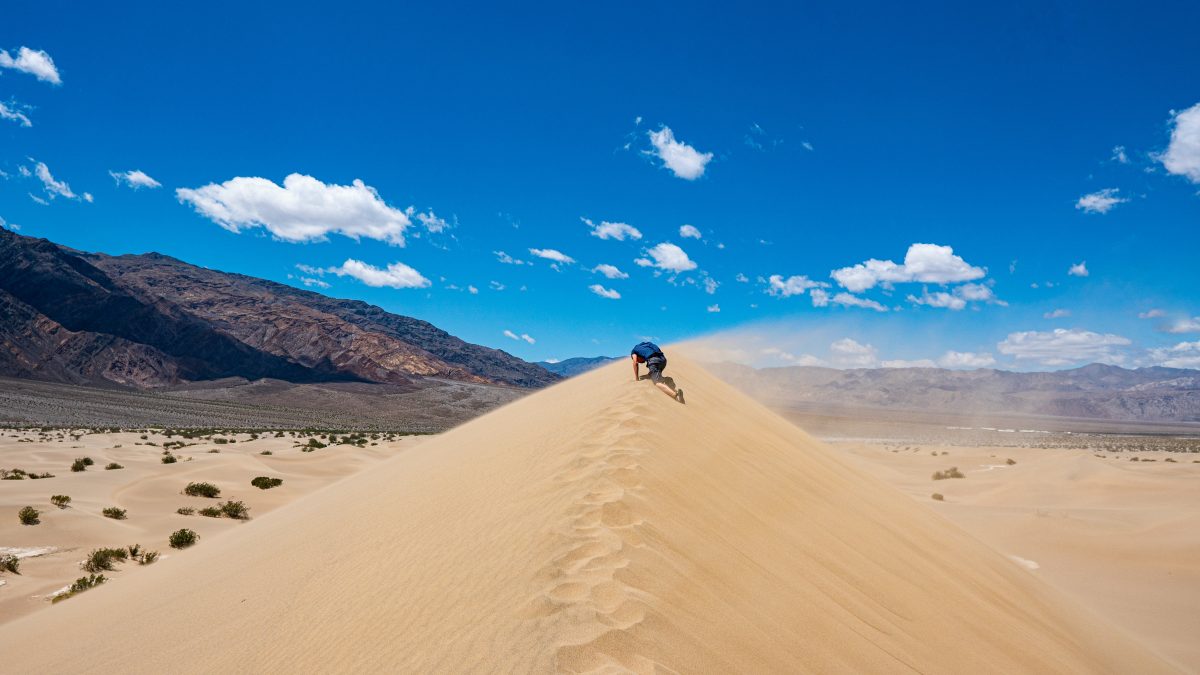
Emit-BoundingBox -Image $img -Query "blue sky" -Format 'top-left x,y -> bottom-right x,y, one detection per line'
2,2 -> 1198,370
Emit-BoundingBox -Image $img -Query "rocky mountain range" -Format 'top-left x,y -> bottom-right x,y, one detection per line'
0,228 -> 557,390
704,361 -> 1200,423
536,356 -> 620,377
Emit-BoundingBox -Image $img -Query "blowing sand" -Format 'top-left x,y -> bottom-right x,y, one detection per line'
0,358 -> 1174,673
829,440 -> 1200,670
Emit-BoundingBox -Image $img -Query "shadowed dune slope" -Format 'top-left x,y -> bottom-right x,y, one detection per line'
0,357 -> 1171,673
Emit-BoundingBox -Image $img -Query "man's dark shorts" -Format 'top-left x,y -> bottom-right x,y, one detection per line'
645,355 -> 667,384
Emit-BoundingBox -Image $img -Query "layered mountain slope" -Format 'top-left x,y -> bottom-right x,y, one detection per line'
0,229 -> 555,388
0,357 -> 1167,673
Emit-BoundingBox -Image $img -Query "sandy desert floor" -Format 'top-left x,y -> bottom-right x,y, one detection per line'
823,439 -> 1200,671
0,427 -> 422,622
0,358 -> 1172,674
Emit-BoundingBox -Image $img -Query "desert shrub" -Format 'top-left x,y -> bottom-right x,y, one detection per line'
260,450 -> 273,455
51,494 -> 71,508
932,467 -> 965,481
82,547 -> 128,573
1165,457 -> 1177,463
161,454 -> 178,464
139,550 -> 159,565
176,507 -> 195,515
213,437 -> 229,445
102,507 -> 127,520
301,439 -> 326,452
219,500 -> 249,520
251,476 -> 283,490
29,471 -> 53,479
169,528 -> 198,548
1,554 -> 19,574
140,434 -> 148,440
52,574 -> 107,603
1,468 -> 25,480
127,544 -> 142,558
18,506 -> 40,525
184,481 -> 221,498
82,457 -> 94,466
198,506 -> 223,518
70,458 -> 88,472
1005,458 -> 1017,466
105,462 -> 124,470
931,493 -> 945,501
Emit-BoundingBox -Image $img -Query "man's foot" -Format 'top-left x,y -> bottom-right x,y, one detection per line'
675,388 -> 685,404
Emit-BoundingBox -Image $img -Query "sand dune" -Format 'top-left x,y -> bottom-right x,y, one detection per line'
0,357 -> 1171,673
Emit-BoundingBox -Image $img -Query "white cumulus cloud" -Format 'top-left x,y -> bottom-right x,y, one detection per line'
830,338 -> 878,368
647,126 -> 713,180
635,242 -> 697,273
831,243 -> 985,292
707,304 -> 720,313
1159,102 -> 1200,183
589,284 -> 621,299
1068,261 -> 1089,277
1164,317 -> 1200,334
528,248 -> 575,265
414,210 -> 449,233
0,47 -> 61,84
997,328 -> 1131,366
938,351 -> 996,368
1147,341 -> 1200,369
1075,188 -> 1127,214
584,218 -> 641,241
109,169 -> 161,190
177,174 -> 413,245
327,259 -> 430,289
766,274 -> 826,298
679,224 -> 702,239
592,264 -> 628,280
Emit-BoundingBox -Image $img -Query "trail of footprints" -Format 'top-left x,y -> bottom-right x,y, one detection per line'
530,394 -> 664,673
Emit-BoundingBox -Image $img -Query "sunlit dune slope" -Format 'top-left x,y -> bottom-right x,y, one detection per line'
0,356 -> 1171,673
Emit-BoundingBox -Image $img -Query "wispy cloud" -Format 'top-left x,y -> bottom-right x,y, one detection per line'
997,328 -> 1131,366
589,284 -> 621,299
109,169 -> 161,190
0,102 -> 32,127
494,250 -> 527,265
1075,188 -> 1127,214
592,264 -> 628,280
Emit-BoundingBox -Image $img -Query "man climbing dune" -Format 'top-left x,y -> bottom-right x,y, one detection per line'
631,341 -> 685,403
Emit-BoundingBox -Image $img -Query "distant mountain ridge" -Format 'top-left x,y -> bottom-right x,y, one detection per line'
704,361 -> 1200,423
536,356 -> 620,377
0,228 -> 558,389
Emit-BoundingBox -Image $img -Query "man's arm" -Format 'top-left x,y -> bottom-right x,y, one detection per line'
631,354 -> 639,381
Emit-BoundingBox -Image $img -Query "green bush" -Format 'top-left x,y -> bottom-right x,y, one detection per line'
102,507 -> 127,520
260,450 -> 273,455
82,547 -> 128,573
176,507 -> 195,515
105,462 -> 124,470
29,471 -> 54,479
82,457 -> 95,466
70,458 -> 88,472
52,574 -> 106,603
169,528 -> 198,549
220,500 -> 250,520
0,554 -> 19,574
139,550 -> 159,565
213,437 -> 229,445
51,494 -> 71,508
127,544 -> 142,558
301,439 -> 326,452
184,482 -> 220,498
161,454 -> 178,464
198,506 -> 223,518
251,476 -> 283,490
932,467 -> 965,481
18,506 -> 40,525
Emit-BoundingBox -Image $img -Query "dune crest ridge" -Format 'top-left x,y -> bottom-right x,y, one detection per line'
0,356 -> 1170,673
